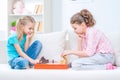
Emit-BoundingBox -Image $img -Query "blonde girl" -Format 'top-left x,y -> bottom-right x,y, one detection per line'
62,9 -> 116,70
7,16 -> 42,69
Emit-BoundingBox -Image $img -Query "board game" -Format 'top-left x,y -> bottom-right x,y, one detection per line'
34,63 -> 68,69
34,56 -> 68,69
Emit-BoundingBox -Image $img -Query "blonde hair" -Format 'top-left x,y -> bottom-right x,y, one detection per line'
70,9 -> 96,27
16,16 -> 35,42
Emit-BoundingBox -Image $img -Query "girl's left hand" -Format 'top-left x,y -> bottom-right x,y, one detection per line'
26,32 -> 33,39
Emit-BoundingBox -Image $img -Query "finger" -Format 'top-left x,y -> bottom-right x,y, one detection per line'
61,53 -> 64,57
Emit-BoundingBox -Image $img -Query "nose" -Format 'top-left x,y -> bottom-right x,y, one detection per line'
31,29 -> 34,32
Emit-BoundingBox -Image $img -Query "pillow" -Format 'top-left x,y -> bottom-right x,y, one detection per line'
116,56 -> 120,66
105,32 -> 120,66
33,31 -> 66,63
105,32 -> 120,56
67,29 -> 78,50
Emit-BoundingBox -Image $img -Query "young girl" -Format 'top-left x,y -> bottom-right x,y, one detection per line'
7,16 -> 42,69
62,9 -> 116,70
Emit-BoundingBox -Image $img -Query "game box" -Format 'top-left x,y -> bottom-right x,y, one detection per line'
34,56 -> 68,69
34,63 -> 68,69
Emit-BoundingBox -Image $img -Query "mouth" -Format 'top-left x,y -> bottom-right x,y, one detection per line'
77,33 -> 84,37
28,32 -> 31,35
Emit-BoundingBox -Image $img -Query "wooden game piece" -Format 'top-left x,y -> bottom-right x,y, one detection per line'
39,56 -> 49,64
61,56 -> 67,64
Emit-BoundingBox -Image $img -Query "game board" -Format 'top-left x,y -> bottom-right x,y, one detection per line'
34,56 -> 68,69
34,63 -> 68,69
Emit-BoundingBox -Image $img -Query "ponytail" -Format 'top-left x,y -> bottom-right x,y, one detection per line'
70,9 -> 96,27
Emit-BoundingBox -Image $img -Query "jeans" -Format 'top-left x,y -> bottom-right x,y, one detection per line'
9,40 -> 42,69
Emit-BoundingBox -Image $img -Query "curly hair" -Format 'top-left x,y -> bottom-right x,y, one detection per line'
70,9 -> 96,27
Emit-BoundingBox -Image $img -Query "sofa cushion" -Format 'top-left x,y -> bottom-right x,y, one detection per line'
105,32 -> 120,66
66,30 -> 79,63
105,32 -> 120,56
33,31 -> 66,63
1,64 -> 120,80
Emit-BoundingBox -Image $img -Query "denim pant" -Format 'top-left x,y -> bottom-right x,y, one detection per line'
9,40 -> 42,69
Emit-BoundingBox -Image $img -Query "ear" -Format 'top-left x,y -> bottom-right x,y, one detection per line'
20,25 -> 24,31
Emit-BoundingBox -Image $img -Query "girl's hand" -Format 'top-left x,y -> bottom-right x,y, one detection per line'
33,59 -> 39,64
61,50 -> 72,57
26,32 -> 33,39
30,59 -> 39,64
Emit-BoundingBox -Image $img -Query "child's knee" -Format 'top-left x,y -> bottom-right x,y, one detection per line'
34,40 -> 42,48
15,59 -> 29,69
71,60 -> 81,70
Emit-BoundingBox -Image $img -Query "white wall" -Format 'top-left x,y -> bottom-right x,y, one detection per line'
0,0 -> 8,41
52,0 -> 62,32
62,0 -> 120,33
44,0 -> 52,33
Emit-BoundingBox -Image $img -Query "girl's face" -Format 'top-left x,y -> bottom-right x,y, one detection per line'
71,22 -> 87,37
23,22 -> 35,35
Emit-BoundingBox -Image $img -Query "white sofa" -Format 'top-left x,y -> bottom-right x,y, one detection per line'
0,30 -> 120,80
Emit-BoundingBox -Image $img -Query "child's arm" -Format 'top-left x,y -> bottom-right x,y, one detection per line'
24,33 -> 33,51
14,44 -> 39,64
78,37 -> 82,51
61,50 -> 89,57
24,38 -> 30,52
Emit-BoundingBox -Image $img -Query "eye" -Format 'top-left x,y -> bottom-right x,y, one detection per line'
29,28 -> 32,30
74,28 -> 76,30
29,28 -> 33,30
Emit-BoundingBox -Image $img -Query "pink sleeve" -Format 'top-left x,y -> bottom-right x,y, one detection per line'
85,30 -> 100,56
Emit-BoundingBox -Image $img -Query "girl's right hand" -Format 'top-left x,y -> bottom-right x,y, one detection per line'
61,50 -> 72,57
30,59 -> 39,64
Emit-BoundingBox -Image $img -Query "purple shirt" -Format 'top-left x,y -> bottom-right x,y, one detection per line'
81,27 -> 114,56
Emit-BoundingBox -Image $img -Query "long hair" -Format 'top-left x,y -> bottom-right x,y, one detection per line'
16,16 -> 35,42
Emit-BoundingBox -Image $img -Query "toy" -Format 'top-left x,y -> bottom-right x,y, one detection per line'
34,64 -> 68,69
12,0 -> 30,14
39,56 -> 49,64
61,56 -> 67,64
34,56 -> 68,69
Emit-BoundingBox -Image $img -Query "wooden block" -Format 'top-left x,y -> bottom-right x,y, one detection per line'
61,56 -> 67,64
